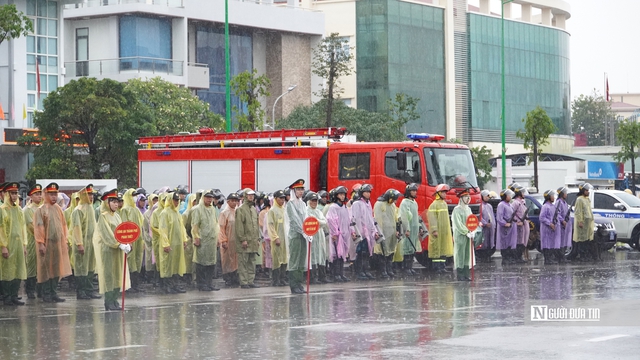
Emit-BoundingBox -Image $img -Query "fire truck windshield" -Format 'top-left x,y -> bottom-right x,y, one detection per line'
424,148 -> 478,188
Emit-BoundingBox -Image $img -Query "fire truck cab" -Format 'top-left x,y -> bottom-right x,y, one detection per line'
137,127 -> 481,259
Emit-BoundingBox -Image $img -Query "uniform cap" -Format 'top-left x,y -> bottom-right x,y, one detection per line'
274,190 -> 286,199
456,188 -> 471,198
4,182 -> 19,192
243,188 -> 256,196
304,191 -> 319,202
203,189 -> 215,198
29,184 -> 43,196
290,179 -> 305,189
227,193 -> 240,200
101,188 -> 119,201
44,182 -> 60,193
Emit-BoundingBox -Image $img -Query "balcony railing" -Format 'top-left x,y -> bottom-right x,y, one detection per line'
65,0 -> 184,9
65,57 -> 184,77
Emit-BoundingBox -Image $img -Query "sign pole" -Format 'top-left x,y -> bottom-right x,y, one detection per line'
306,241 -> 311,295
302,216 -> 320,296
470,238 -> 475,281
465,214 -> 479,282
122,253 -> 127,311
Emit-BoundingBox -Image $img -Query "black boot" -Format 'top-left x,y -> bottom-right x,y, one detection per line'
271,267 -> 280,287
339,259 -> 350,282
279,265 -> 288,286
363,256 -> 375,279
332,261 -> 343,282
558,248 -> 569,263
403,255 -> 414,276
456,268 -> 465,281
515,245 -> 526,263
386,255 -> 395,277
378,255 -> 389,278
356,256 -> 367,280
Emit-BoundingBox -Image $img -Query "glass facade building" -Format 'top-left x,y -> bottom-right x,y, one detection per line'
119,15 -> 172,73
468,13 -> 571,142
356,0 -> 446,135
195,25 -> 253,122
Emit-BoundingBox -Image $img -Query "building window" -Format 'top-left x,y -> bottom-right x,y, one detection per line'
342,98 -> 352,107
339,153 -> 370,180
119,15 -> 172,72
76,28 -> 89,76
26,0 -> 59,105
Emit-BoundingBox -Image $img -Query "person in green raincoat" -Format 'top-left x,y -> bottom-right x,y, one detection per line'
119,188 -> 145,292
182,192 -> 200,286
267,190 -> 288,287
451,188 -> 475,281
427,184 -> 454,273
93,189 -> 131,311
23,184 -> 43,299
399,183 -> 423,275
573,182 -> 595,261
64,192 -> 80,278
235,188 -> 261,289
70,184 -> 101,300
373,189 -> 401,278
286,179 -> 308,295
159,192 -> 188,293
191,190 -> 220,291
305,192 -> 330,284
0,182 -> 28,305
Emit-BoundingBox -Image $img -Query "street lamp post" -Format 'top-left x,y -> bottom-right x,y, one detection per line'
224,0 -> 231,133
272,85 -> 297,129
501,0 -> 514,189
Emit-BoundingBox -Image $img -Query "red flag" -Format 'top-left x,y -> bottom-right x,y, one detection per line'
0,102 -> 5,120
36,57 -> 41,99
606,77 -> 610,102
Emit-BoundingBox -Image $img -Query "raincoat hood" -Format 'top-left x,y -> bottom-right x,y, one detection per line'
187,193 -> 197,210
78,188 -> 92,205
123,188 -> 136,208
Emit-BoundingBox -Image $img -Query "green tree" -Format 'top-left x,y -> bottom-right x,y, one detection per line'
0,4 -> 33,45
230,69 -> 271,131
516,106 -> 556,190
312,33 -> 354,127
614,119 -> 640,194
571,90 -> 615,146
279,93 -> 418,142
471,145 -> 494,189
20,78 -> 223,186
126,77 -> 223,135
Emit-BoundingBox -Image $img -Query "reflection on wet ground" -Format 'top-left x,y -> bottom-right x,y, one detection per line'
1,251 -> 640,359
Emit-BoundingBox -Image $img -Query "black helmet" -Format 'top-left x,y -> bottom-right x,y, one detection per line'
543,189 -> 555,202
176,184 -> 189,195
578,183 -> 593,195
381,189 -> 401,202
212,189 -> 223,199
236,189 -> 244,198
404,183 -> 419,197
227,193 -> 240,201
358,184 -> 373,196
274,190 -> 286,199
134,187 -> 147,196
500,189 -> 514,201
334,186 -> 347,195
318,190 -> 329,205
304,191 -> 319,203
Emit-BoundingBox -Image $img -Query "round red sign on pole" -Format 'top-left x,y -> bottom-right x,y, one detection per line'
114,221 -> 141,244
303,216 -> 320,236
466,214 -> 479,232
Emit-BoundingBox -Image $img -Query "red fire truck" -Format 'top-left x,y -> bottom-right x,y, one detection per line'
137,127 -> 481,262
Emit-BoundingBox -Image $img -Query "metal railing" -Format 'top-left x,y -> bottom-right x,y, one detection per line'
65,57 -> 184,77
65,0 -> 184,9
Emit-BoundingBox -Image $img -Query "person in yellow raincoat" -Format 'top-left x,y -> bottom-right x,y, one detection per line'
219,193 -> 240,287
573,182 -> 596,261
159,192 -> 188,294
119,188 -> 145,292
64,192 -> 80,280
267,190 -> 288,287
373,189 -> 401,278
23,184 -> 43,299
182,192 -> 200,287
143,194 -> 158,285
400,183 -> 423,275
427,184 -> 454,273
93,189 -> 131,311
71,184 -> 101,300
151,192 -> 168,289
0,182 -> 28,305
191,190 -> 220,291
34,183 -> 73,303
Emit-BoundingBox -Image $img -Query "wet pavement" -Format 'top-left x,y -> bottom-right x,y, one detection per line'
1,250 -> 640,359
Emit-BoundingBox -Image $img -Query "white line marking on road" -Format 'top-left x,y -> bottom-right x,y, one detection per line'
587,334 -> 630,342
39,314 -> 71,318
78,345 -> 147,353
0,318 -> 18,321
235,298 -> 261,302
290,322 -> 342,329
189,302 -> 220,306
450,305 -> 486,311
144,306 -> 174,310
572,293 -> 600,297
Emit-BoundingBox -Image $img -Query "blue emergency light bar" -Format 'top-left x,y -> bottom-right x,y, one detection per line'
407,133 -> 445,142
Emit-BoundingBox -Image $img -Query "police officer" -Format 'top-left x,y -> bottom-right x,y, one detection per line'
192,190 -> 221,291
235,189 -> 261,289
351,184 -> 379,280
325,186 -> 353,282
427,184 -> 451,274
0,182 -> 28,305
573,183 -> 595,261
497,189 -> 516,265
373,189 -> 401,278
539,189 -> 560,264
286,179 -> 309,294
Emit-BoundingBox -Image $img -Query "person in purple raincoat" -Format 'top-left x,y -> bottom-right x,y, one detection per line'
497,189 -> 516,264
325,186 -> 355,283
555,186 -> 572,263
479,190 -> 495,256
351,184 -> 380,280
511,186 -> 527,263
539,190 -> 560,264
